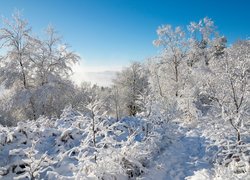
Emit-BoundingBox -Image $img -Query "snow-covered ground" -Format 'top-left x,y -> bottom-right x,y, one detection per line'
142,118 -> 250,180
0,108 -> 249,179
0,108 -> 170,179
142,125 -> 212,180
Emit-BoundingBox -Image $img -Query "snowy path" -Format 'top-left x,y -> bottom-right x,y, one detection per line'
142,126 -> 212,180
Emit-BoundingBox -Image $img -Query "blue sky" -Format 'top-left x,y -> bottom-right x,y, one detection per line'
0,0 -> 249,70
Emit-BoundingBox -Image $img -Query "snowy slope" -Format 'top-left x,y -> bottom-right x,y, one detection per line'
0,108 -> 249,179
140,124 -> 213,180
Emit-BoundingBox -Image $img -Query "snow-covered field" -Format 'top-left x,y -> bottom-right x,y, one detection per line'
0,107 -> 249,180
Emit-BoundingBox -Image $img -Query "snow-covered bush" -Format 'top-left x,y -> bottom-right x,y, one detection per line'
0,108 -> 173,179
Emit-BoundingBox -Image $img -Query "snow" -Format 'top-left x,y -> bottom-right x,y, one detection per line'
0,107 -> 249,180
0,13 -> 249,180
0,107 -> 249,179
140,124 -> 212,180
0,109 -> 171,179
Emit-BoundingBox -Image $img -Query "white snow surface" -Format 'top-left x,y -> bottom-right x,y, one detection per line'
0,108 -> 249,179
141,126 -> 212,180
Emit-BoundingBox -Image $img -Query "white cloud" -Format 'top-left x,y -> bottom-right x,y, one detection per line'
71,62 -> 123,87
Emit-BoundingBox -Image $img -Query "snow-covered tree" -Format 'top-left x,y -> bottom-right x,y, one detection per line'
187,17 -> 227,67
153,24 -> 187,97
27,25 -> 79,118
206,40 -> 250,143
0,12 -> 36,120
0,13 -> 79,121
113,62 -> 149,116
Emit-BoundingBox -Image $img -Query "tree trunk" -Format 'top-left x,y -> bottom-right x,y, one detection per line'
174,57 -> 179,97
229,118 -> 241,145
91,110 -> 96,147
155,72 -> 164,98
19,53 -> 37,120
